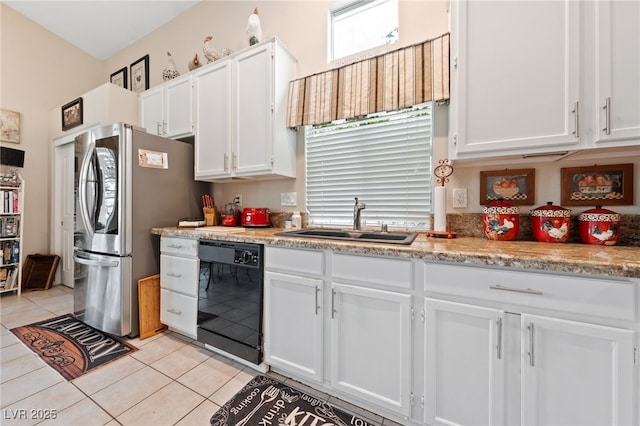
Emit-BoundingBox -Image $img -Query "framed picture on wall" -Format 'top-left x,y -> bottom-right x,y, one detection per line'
110,66 -> 128,89
480,168 -> 536,205
61,97 -> 83,131
130,54 -> 149,93
561,163 -> 634,206
0,109 -> 21,144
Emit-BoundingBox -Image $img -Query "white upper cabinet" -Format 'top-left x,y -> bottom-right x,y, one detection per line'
194,38 -> 297,181
449,0 -> 639,160
139,74 -> 194,139
592,0 -> 640,146
449,0 -> 581,159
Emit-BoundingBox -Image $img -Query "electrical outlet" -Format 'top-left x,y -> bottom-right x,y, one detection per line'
234,194 -> 242,206
453,188 -> 467,208
281,192 -> 297,206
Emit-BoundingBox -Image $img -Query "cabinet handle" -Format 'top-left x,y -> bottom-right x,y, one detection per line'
489,284 -> 543,296
315,286 -> 320,315
602,97 -> 611,135
168,244 -> 183,249
331,289 -> 336,319
572,101 -> 580,138
527,323 -> 535,367
168,308 -> 182,315
224,153 -> 229,172
167,273 -> 182,278
163,121 -> 167,135
496,317 -> 503,360
232,153 -> 238,170
157,122 -> 162,135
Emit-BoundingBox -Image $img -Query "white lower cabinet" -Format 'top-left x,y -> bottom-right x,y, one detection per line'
520,314 -> 634,426
424,262 -> 638,426
264,271 -> 323,382
159,236 -> 199,338
424,299 -> 507,426
264,247 -> 413,419
331,283 -> 412,416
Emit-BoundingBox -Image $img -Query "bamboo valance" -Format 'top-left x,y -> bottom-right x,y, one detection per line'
287,33 -> 450,128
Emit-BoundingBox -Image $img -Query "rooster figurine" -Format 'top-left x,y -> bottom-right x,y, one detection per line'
203,36 -> 221,63
189,54 -> 202,71
162,51 -> 180,80
246,8 -> 262,46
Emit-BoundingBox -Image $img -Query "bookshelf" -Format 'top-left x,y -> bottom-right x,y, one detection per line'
0,173 -> 23,295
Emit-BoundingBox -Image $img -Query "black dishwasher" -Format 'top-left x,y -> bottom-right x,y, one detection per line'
197,240 -> 264,365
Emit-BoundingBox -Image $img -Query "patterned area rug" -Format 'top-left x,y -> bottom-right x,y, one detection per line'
211,375 -> 382,426
10,314 -> 136,381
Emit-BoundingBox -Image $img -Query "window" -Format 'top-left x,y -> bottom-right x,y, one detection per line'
305,103 -> 433,229
329,0 -> 399,63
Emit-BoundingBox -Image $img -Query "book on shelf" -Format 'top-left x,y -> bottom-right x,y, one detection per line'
0,190 -> 19,214
2,241 -> 18,264
1,267 -> 17,290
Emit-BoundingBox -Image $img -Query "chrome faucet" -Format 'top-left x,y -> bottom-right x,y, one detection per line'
353,197 -> 366,230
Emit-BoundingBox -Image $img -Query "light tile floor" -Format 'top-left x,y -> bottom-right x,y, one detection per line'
1,285 -> 400,426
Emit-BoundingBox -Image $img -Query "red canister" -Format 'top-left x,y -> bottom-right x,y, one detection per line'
531,202 -> 571,243
578,206 -> 620,245
482,199 -> 519,241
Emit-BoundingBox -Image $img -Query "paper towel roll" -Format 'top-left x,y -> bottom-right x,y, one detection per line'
434,186 -> 447,232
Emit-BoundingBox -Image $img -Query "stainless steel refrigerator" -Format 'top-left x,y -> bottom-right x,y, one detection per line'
74,123 -> 204,337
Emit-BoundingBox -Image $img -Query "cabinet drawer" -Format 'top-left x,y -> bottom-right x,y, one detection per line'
160,289 -> 197,338
160,237 -> 198,257
424,263 -> 637,321
160,254 -> 199,297
266,246 -> 324,276
333,253 -> 413,289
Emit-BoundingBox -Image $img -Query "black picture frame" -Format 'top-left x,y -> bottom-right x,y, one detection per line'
130,54 -> 149,93
110,66 -> 128,89
61,97 -> 83,131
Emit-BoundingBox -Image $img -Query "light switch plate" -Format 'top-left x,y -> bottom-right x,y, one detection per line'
281,192 -> 297,206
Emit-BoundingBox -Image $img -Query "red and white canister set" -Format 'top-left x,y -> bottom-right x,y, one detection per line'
482,200 -> 620,245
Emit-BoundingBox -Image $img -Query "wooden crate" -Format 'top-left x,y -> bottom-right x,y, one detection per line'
21,254 -> 60,291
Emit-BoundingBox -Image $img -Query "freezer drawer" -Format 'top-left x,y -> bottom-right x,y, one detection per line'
73,251 -> 132,336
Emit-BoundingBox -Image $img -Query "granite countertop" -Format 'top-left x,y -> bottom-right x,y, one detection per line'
152,227 -> 640,279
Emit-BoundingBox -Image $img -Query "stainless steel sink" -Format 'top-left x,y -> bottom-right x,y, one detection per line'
275,228 -> 418,245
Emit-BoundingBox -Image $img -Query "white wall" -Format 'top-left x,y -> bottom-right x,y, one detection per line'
1,4 -> 103,257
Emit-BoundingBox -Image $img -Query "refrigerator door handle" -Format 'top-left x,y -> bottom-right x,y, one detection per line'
74,255 -> 119,268
78,142 -> 96,240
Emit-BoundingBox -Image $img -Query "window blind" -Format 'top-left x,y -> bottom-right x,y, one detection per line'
305,103 -> 432,228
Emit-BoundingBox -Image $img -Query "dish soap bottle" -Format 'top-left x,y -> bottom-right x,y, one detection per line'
291,211 -> 302,229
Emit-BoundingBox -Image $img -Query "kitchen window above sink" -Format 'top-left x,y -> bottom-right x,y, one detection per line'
305,103 -> 434,230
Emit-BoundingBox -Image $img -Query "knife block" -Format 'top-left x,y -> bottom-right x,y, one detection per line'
203,207 -> 219,226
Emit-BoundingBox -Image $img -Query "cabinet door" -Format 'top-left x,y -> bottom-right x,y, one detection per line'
594,0 -> 640,145
139,86 -> 164,136
194,60 -> 232,179
450,0 -> 581,157
331,283 -> 411,416
521,314 -> 634,426
424,298 -> 506,426
264,271 -> 323,382
164,76 -> 193,138
234,42 -> 274,175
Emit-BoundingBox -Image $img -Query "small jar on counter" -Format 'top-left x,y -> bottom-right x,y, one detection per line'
482,198 -> 520,241
291,211 -> 302,229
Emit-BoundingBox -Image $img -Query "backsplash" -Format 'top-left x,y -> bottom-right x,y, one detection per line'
447,213 -> 640,247
269,211 -> 640,247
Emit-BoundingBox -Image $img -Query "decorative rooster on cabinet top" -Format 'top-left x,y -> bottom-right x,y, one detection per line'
162,51 -> 180,80
246,7 -> 262,46
203,35 -> 221,63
